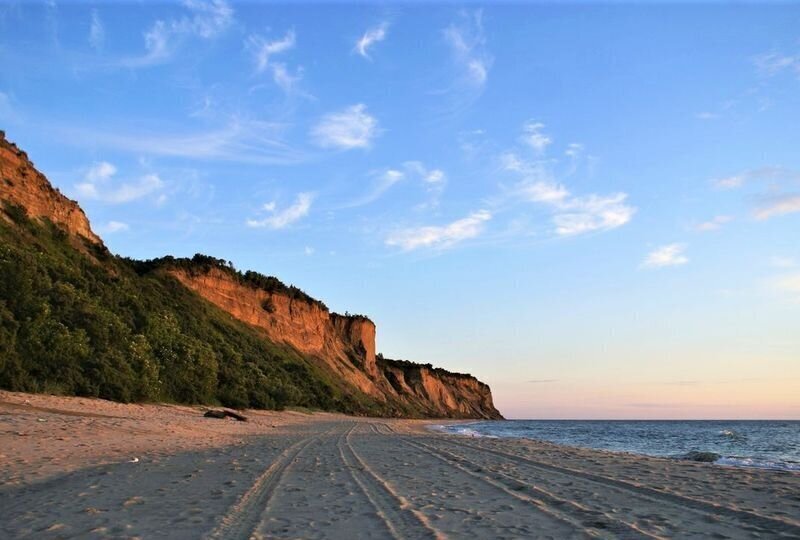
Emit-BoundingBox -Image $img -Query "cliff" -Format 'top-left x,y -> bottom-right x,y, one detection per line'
0,131 -> 102,245
0,131 -> 501,419
164,262 -> 501,419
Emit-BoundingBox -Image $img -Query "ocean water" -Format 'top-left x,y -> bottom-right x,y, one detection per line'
436,420 -> 800,471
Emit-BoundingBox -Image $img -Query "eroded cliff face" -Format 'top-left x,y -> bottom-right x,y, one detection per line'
170,267 -> 502,419
169,268 -> 382,397
0,131 -> 101,245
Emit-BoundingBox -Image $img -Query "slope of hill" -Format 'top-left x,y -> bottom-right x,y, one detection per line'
0,130 -> 501,419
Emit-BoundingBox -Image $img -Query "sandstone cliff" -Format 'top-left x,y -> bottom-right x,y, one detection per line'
0,131 -> 101,245
168,265 -> 501,419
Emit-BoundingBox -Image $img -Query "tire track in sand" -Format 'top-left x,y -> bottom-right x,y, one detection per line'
339,423 -> 444,540
403,437 -> 652,540
204,431 -> 326,540
438,437 -> 800,538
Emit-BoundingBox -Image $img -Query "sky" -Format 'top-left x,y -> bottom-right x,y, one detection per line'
1,1 -> 799,419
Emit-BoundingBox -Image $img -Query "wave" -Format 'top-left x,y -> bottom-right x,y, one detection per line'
715,457 -> 800,472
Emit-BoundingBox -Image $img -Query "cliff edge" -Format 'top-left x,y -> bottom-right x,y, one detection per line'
0,131 -> 101,245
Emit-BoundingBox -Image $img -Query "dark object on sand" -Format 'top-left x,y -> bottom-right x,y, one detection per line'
681,451 -> 721,463
203,409 -> 248,422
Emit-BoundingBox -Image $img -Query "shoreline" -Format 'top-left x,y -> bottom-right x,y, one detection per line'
434,419 -> 800,473
2,391 -> 799,538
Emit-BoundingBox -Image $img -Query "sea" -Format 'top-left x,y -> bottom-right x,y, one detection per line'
435,420 -> 800,471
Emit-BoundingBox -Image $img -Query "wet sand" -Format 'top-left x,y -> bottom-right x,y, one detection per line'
1,391 -> 799,539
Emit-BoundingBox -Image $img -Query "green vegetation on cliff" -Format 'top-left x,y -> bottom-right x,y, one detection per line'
0,204 -> 381,414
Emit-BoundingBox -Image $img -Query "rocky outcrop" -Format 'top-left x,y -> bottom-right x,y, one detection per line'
0,131 -> 101,245
170,267 -> 502,419
381,360 -> 501,419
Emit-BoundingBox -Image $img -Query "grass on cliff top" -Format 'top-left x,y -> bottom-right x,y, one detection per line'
0,204 -> 387,415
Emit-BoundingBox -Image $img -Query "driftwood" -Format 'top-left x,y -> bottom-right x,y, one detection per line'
203,409 -> 248,422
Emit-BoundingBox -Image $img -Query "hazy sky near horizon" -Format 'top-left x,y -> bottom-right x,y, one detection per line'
1,1 -> 799,419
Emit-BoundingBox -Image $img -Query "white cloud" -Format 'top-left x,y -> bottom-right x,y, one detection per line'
443,10 -> 492,88
311,104 -> 379,150
712,167 -> 800,190
753,194 -> 800,221
75,172 -> 164,204
520,121 -> 552,154
520,181 -> 569,205
642,244 -> 689,269
694,215 -> 733,232
504,124 -> 635,237
552,193 -> 635,236
89,9 -> 105,51
565,143 -> 584,159
248,29 -> 295,73
355,22 -> 388,59
85,161 -> 117,182
516,178 -> 634,236
100,221 -> 129,234
403,161 -> 446,185
386,210 -> 491,251
246,192 -> 314,229
121,0 -> 233,68
304,246 -> 314,256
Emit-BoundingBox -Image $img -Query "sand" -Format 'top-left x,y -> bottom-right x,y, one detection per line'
1,391 -> 799,539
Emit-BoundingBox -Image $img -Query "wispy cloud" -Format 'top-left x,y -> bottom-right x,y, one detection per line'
520,121 -> 552,155
85,161 -> 117,183
712,166 -> 800,190
64,119 -> 305,165
551,193 -> 635,236
74,163 -> 164,204
694,215 -> 733,232
348,169 -> 405,208
355,22 -> 388,59
248,29 -> 295,73
386,209 -> 491,251
311,104 -> 379,150
99,220 -> 130,234
753,194 -> 800,221
444,10 -> 492,88
346,161 -> 446,209
246,192 -> 314,229
527,379 -> 557,384
89,9 -> 104,51
245,29 -> 304,95
695,111 -> 718,121
753,51 -> 800,78
120,0 -> 233,68
501,122 -> 635,238
711,167 -> 800,221
642,243 -> 689,269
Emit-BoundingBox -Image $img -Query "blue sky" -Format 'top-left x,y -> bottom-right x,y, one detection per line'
1,1 -> 799,418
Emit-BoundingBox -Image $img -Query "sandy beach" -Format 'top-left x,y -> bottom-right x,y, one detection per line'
1,391 -> 799,539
